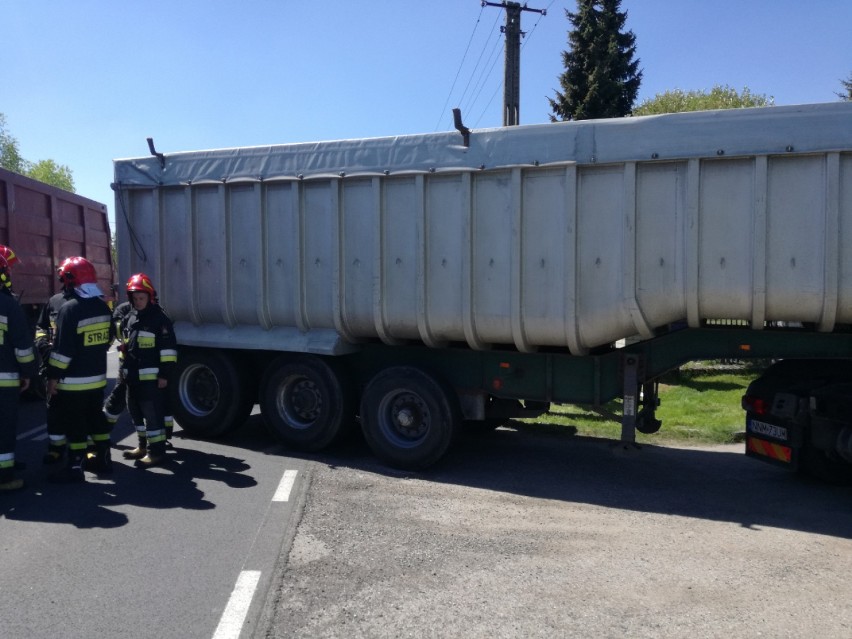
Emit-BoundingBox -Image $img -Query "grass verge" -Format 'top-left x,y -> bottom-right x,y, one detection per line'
516,361 -> 769,446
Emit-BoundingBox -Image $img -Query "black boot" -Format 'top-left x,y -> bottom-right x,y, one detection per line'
42,444 -> 65,465
48,451 -> 85,484
0,468 -> 24,492
85,441 -> 113,474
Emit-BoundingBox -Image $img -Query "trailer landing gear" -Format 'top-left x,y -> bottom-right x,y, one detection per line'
618,355 -> 661,452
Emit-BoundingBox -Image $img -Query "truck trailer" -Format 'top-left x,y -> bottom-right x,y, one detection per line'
113,102 -> 852,471
0,166 -> 115,326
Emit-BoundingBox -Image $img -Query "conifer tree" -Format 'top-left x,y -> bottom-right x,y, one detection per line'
549,0 -> 642,121
838,73 -> 852,101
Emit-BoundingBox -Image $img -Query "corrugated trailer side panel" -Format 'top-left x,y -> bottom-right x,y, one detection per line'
338,178 -> 378,339
160,188 -> 193,324
695,158 -> 755,321
765,155 -> 825,322
262,182 -> 300,330
472,170 -> 515,345
380,177 -> 421,343
840,154 -> 852,321
229,184 -> 263,327
114,104 -> 852,355
119,152 -> 852,355
635,162 -> 686,328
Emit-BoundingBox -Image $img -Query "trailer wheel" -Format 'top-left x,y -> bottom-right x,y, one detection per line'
171,349 -> 253,438
260,355 -> 353,451
360,366 -> 460,470
799,445 -> 852,485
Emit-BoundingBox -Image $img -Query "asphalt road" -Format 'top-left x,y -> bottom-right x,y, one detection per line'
263,424 -> 852,639
4,350 -> 852,638
0,350 -> 308,639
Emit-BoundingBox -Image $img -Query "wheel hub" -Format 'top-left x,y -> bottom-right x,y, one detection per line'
279,377 -> 322,425
389,394 -> 429,439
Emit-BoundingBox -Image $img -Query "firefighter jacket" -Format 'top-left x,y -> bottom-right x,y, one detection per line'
119,303 -> 177,384
0,288 -> 37,387
35,290 -> 71,347
46,294 -> 113,391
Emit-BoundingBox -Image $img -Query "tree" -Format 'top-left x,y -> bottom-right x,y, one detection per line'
632,85 -> 774,116
27,159 -> 75,192
0,112 -> 76,192
549,0 -> 642,121
838,73 -> 852,101
0,114 -> 27,174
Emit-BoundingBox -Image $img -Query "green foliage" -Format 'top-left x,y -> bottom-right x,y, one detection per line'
26,159 -> 75,192
518,364 -> 765,446
0,112 -> 76,192
632,85 -> 774,116
838,73 -> 852,101
549,0 -> 642,121
0,114 -> 27,174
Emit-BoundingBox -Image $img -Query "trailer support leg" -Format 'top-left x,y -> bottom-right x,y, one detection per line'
621,355 -> 640,445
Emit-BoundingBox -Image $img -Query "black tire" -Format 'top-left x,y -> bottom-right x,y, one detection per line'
799,445 -> 852,485
259,355 -> 353,451
360,366 -> 460,470
170,349 -> 254,438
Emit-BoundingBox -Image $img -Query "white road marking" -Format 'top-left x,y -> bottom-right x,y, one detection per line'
212,570 -> 261,639
272,469 -> 298,502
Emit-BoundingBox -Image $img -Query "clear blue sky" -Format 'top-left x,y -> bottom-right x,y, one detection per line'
3,0 -> 850,226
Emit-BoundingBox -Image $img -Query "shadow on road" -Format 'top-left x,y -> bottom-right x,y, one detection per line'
2,420 -> 258,529
236,414 -> 852,540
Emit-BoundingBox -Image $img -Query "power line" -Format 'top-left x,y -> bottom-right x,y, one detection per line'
435,5 -> 502,131
433,4 -> 487,131
460,34 -> 504,117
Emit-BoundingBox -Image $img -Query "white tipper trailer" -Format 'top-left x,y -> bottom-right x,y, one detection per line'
113,101 -> 852,471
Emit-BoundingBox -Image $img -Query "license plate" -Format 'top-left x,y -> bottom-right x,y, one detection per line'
747,419 -> 788,441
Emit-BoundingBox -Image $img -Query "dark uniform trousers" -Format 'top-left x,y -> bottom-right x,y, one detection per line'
48,388 -> 110,455
126,380 -> 166,446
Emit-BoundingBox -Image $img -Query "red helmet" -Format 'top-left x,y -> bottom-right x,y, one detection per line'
0,255 -> 10,290
58,256 -> 98,286
0,245 -> 20,267
126,272 -> 157,302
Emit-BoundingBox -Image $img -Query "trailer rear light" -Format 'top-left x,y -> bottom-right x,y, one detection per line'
741,394 -> 769,415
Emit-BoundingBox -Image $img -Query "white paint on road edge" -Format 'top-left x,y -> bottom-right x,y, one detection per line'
212,570 -> 261,639
272,469 -> 298,502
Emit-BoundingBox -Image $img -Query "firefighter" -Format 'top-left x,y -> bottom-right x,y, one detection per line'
35,275 -> 76,464
0,254 -> 36,491
104,299 -> 176,445
45,257 -> 113,483
119,273 -> 177,467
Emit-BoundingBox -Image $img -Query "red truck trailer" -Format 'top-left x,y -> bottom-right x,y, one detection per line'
0,166 -> 115,326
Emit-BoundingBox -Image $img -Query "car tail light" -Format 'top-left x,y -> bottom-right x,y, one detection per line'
742,394 -> 769,415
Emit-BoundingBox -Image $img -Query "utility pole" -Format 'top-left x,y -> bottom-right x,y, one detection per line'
482,1 -> 546,126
